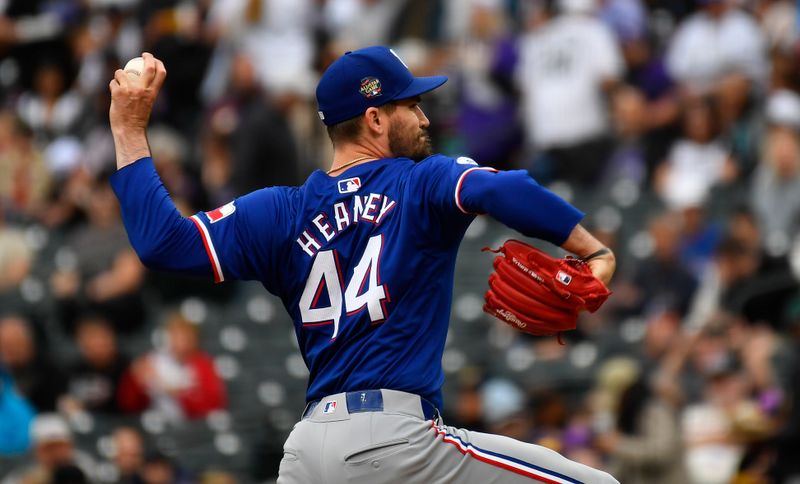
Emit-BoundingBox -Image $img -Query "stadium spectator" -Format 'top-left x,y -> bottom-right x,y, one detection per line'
202,51 -> 300,203
0,226 -> 43,354
445,369 -> 486,432
625,211 -> 698,316
51,464 -> 89,484
751,91 -> 800,255
146,125 -> 202,215
62,315 -> 129,415
717,209 -> 798,327
450,0 -> 522,171
517,0 -> 624,185
140,452 -> 193,484
0,110 -> 51,220
0,226 -> 33,294
111,426 -> 146,484
529,390 -> 571,452
0,0 -> 73,86
323,0 -> 407,51
560,408 -> 599,467
734,322 -> 784,407
613,32 -> 680,185
205,0 -> 315,100
681,347 -> 771,484
716,75 -> 764,174
479,377 -> 530,441
71,10 -> 140,100
144,3 -> 213,137
33,136 -> 94,229
772,302 -> 800,481
684,237 -> 761,331
1,414 -> 97,484
16,60 -> 86,143
757,0 -> 798,53
604,85 -> 649,185
596,375 -> 687,484
765,88 -> 800,130
50,176 -> 146,334
665,0 -> 767,92
0,315 -> 66,412
0,366 -> 35,456
118,313 -> 226,421
598,0 -> 647,43
656,96 -> 738,210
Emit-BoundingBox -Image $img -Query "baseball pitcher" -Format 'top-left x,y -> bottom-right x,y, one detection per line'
109,48 -> 618,483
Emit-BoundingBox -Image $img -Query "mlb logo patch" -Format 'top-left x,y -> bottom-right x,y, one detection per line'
205,201 -> 236,224
556,271 -> 572,286
323,401 -> 337,414
337,177 -> 362,194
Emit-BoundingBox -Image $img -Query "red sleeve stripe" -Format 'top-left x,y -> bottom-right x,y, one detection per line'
190,214 -> 224,283
455,167 -> 499,215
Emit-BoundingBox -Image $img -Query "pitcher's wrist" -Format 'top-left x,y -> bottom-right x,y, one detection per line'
112,130 -> 151,169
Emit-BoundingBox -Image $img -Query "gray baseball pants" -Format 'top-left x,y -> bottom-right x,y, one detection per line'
277,389 -> 619,484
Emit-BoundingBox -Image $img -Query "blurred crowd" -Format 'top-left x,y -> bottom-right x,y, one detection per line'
1,0 -> 800,482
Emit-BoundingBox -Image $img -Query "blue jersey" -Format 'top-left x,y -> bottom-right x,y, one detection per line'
111,154 -> 583,410
190,155 -> 493,409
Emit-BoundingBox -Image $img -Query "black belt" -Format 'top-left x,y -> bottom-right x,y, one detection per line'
302,389 -> 440,421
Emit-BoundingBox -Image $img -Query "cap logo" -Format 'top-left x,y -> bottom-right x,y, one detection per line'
359,77 -> 382,99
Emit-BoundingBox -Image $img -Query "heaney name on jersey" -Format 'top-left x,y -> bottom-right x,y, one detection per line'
296,193 -> 397,257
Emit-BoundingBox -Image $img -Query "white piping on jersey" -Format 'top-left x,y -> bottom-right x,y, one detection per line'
190,214 -> 225,283
454,167 -> 499,215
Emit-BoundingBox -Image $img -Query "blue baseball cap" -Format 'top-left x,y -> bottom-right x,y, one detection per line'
316,46 -> 448,126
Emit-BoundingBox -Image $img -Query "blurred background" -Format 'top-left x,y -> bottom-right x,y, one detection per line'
1,0 -> 800,482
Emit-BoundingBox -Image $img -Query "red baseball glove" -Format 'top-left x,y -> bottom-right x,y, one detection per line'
483,239 -> 611,337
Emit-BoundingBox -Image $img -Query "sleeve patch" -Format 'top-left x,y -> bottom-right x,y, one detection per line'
205,201 -> 236,224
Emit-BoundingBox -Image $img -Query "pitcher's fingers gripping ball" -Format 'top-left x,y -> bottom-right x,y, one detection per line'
124,56 -> 145,78
483,239 -> 611,337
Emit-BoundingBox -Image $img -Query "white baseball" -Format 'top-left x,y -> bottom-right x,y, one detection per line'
123,57 -> 145,78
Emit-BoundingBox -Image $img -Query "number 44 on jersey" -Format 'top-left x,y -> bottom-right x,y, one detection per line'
299,235 -> 389,339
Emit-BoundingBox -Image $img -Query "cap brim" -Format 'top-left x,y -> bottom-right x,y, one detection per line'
394,75 -> 448,101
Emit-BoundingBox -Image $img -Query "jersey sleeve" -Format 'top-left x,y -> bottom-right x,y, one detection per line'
190,187 -> 293,293
409,155 -> 498,241
457,168 -> 584,246
110,157 -> 213,279
110,157 -> 292,292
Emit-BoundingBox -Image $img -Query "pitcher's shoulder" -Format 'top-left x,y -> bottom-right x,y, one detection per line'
413,154 -> 479,171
